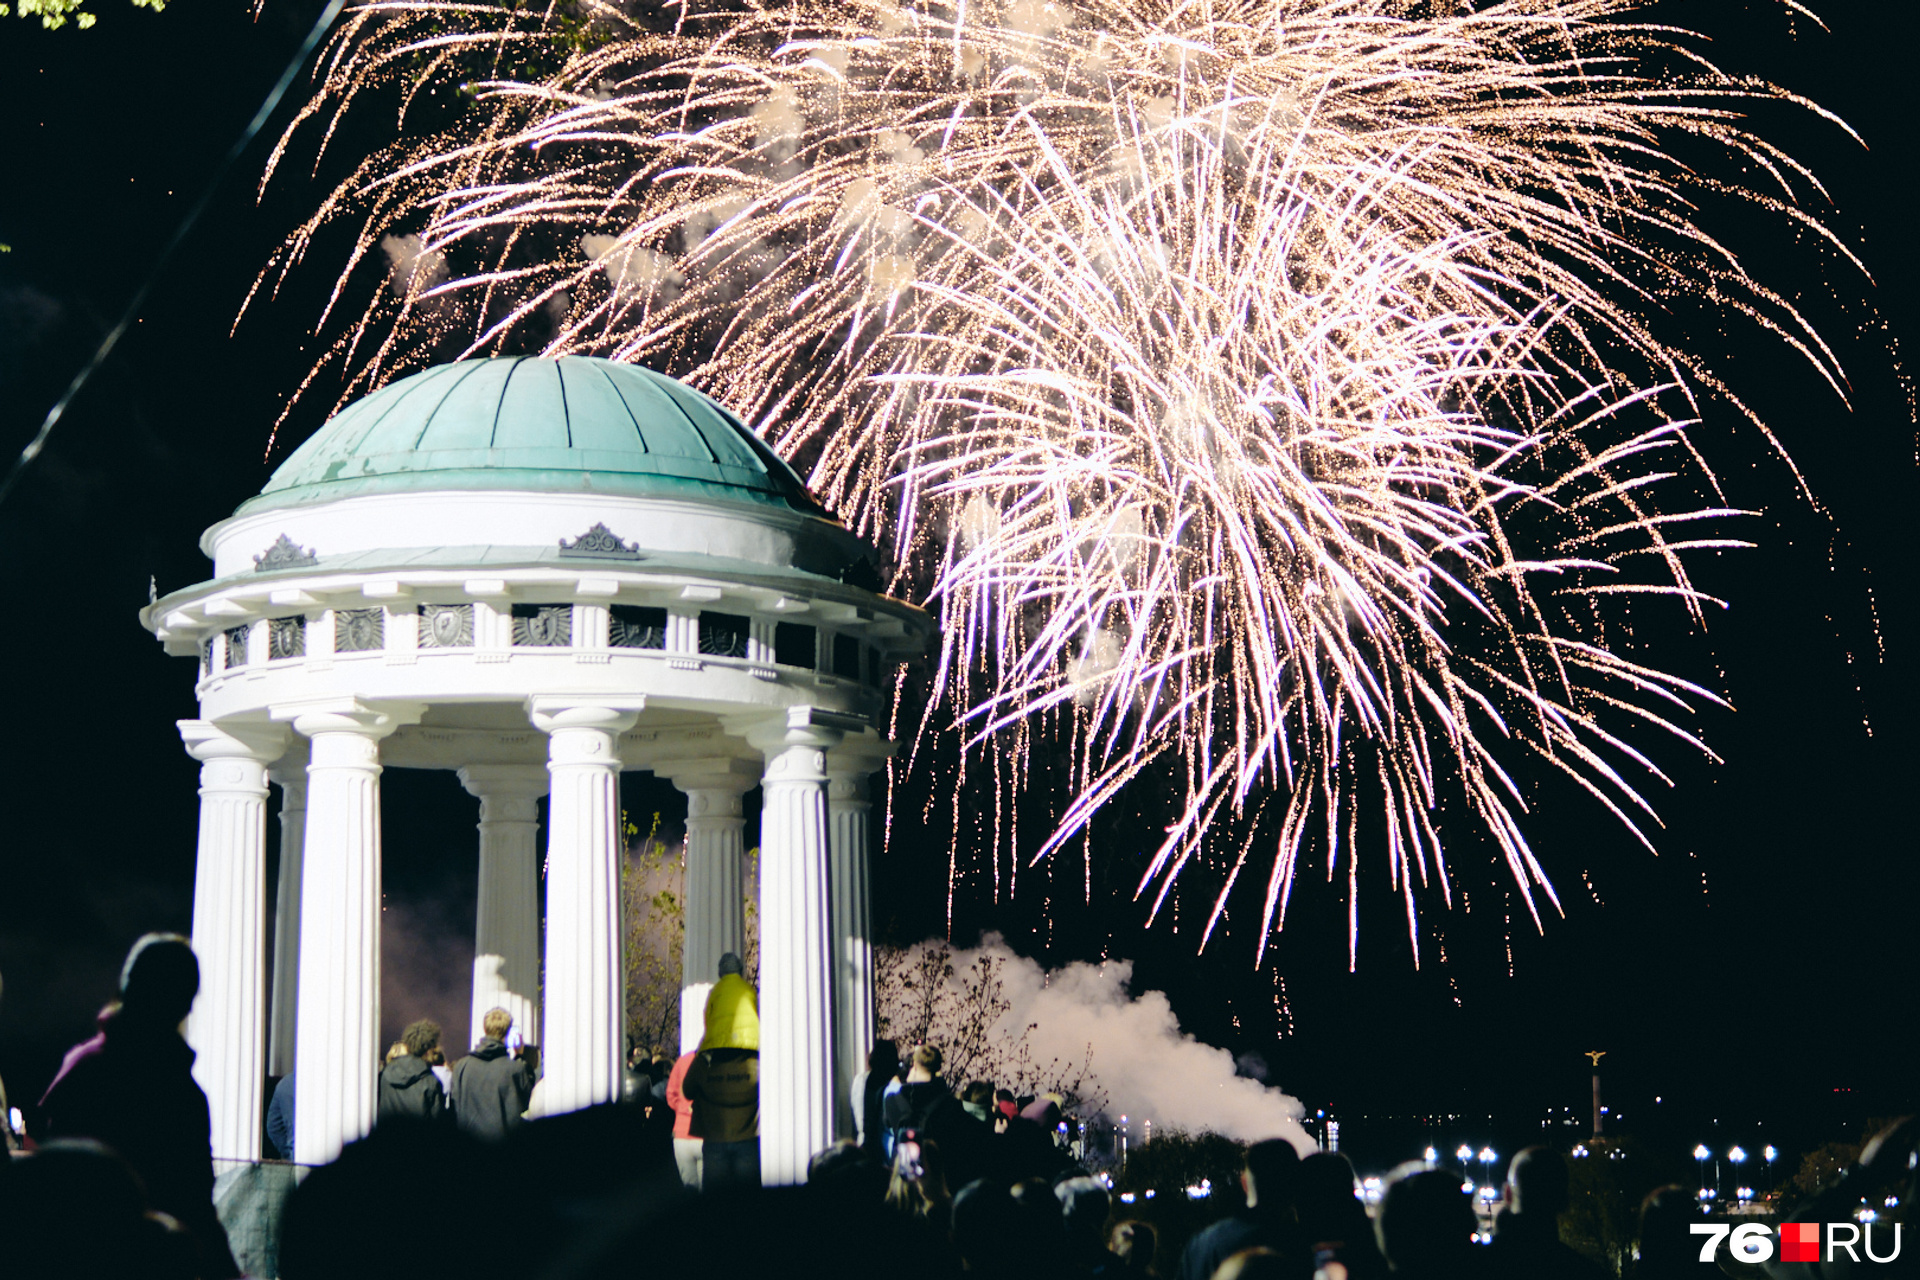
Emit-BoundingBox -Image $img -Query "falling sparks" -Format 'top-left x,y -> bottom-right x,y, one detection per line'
261,0 -> 1855,963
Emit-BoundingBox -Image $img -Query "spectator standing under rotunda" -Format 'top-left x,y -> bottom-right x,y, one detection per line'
683,951 -> 760,1191
450,1007 -> 535,1139
377,1020 -> 447,1123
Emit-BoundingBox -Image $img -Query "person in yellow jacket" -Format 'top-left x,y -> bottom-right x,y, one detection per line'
683,952 -> 760,1191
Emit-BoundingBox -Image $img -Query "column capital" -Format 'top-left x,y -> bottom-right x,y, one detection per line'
268,739 -> 310,792
826,735 -> 891,806
179,719 -> 289,764
457,764 -> 552,801
661,755 -> 761,803
737,706 -> 869,756
272,698 -> 423,740
527,696 -> 646,736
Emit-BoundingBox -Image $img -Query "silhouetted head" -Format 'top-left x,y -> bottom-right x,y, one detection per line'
0,1140 -> 197,1280
1243,1138 -> 1302,1211
717,952 -> 744,977
1377,1166 -> 1476,1271
281,1120 -> 498,1280
118,934 -> 198,1027
1505,1146 -> 1570,1217
1298,1150 -> 1363,1233
809,1138 -> 888,1208
1636,1185 -> 1698,1279
1057,1175 -> 1111,1252
401,1019 -> 441,1058
951,1179 -> 1019,1271
1214,1249 -> 1292,1280
964,1079 -> 996,1107
868,1038 -> 900,1075
1111,1219 -> 1157,1271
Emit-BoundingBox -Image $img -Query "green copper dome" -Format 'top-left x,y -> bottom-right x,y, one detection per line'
238,356 -> 823,516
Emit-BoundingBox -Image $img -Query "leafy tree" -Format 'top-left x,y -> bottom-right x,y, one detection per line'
874,940 -> 1105,1113
620,812 -> 684,1055
4,0 -> 165,31
618,812 -> 759,1057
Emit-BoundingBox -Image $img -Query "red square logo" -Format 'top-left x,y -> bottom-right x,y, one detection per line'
1781,1222 -> 1821,1263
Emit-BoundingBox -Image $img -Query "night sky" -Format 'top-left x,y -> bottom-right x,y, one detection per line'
0,0 -> 1911,1168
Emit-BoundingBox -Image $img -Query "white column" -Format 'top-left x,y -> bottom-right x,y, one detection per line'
746,707 -> 859,1185
458,765 -> 549,1048
179,719 -> 289,1167
267,749 -> 307,1080
528,698 -> 643,1116
826,742 -> 886,1141
282,702 -> 412,1166
663,758 -> 758,1055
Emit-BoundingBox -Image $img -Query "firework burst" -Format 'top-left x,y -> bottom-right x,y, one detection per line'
257,0 -> 1855,965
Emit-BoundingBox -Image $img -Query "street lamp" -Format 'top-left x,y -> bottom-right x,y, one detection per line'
1694,1144 -> 1711,1204
1764,1145 -> 1778,1196
1479,1147 -> 1498,1190
1457,1144 -> 1474,1178
1425,1147 -> 1439,1165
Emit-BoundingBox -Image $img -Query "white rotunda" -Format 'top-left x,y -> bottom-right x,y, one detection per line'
139,356 -> 930,1184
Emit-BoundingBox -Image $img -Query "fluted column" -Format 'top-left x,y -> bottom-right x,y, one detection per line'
663,758 -> 758,1055
267,748 -> 307,1080
179,719 -> 289,1167
826,740 -> 886,1141
529,698 -> 643,1117
746,707 -> 861,1185
458,765 -> 549,1048
282,702 -> 414,1166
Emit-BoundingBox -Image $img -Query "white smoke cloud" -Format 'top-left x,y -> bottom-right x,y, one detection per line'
923,934 -> 1313,1152
581,234 -> 684,305
380,232 -> 448,297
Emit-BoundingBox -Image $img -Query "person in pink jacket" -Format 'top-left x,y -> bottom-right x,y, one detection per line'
665,1049 -> 699,1187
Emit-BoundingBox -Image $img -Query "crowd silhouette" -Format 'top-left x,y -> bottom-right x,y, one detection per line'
0,936 -> 1915,1279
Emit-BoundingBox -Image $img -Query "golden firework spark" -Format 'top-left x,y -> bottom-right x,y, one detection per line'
257,0 -> 1856,965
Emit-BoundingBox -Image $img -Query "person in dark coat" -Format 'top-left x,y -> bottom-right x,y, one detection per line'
450,1007 -> 534,1140
1486,1147 -> 1607,1280
37,933 -> 241,1278
377,1020 -> 447,1124
1298,1151 -> 1388,1279
1177,1139 -> 1309,1280
1376,1166 -> 1483,1280
1000,1095 -> 1072,1182
266,1072 -> 296,1159
881,1043 -> 992,1188
854,1039 -> 900,1159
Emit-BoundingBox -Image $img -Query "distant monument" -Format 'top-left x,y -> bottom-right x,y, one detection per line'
1586,1049 -> 1606,1136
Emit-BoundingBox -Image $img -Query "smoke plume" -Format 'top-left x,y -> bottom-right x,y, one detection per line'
925,935 -> 1311,1151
